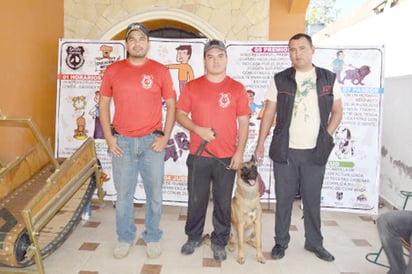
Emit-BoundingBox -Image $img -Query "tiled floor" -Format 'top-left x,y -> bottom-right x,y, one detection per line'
3,200 -> 396,274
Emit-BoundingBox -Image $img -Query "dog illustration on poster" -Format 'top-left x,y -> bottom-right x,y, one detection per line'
341,65 -> 371,85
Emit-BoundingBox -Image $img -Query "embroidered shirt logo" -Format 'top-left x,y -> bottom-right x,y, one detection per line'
142,74 -> 153,89
322,85 -> 333,94
218,93 -> 231,108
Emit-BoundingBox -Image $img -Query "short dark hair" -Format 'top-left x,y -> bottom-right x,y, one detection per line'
289,33 -> 313,47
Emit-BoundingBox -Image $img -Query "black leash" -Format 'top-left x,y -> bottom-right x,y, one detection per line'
190,130 -> 230,204
194,140 -> 231,170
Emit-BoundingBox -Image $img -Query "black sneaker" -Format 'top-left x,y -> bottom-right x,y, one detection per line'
211,243 -> 227,261
271,244 -> 287,259
181,240 -> 202,255
304,245 -> 335,262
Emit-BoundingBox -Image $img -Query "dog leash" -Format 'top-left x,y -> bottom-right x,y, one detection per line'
194,140 -> 231,170
190,132 -> 231,204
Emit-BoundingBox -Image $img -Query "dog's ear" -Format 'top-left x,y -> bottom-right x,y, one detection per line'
250,154 -> 256,163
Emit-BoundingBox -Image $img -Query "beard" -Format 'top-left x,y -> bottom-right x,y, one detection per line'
128,50 -> 147,58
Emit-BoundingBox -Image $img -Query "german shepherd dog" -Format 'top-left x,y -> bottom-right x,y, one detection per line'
228,156 -> 265,264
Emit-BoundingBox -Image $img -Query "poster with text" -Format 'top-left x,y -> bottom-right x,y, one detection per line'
226,41 -> 291,204
315,46 -> 384,214
56,38 -> 384,214
148,38 -> 206,205
226,42 -> 384,214
55,39 -> 126,202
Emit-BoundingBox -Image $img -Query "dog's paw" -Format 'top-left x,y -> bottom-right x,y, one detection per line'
257,254 -> 266,264
237,256 -> 245,264
227,243 -> 235,252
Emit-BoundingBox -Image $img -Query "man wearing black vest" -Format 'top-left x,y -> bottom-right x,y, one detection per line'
255,33 -> 343,262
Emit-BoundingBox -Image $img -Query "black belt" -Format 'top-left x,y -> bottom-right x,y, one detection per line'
111,125 -> 164,136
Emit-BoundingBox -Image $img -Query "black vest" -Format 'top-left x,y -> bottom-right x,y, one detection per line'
269,66 -> 336,165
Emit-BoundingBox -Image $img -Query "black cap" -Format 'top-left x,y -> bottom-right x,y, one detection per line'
204,39 -> 226,54
126,22 -> 149,39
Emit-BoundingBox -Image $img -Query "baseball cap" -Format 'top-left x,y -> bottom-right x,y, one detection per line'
126,22 -> 149,39
204,39 -> 226,55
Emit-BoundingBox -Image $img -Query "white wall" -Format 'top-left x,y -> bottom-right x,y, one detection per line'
380,76 -> 412,209
318,0 -> 412,209
317,0 -> 412,78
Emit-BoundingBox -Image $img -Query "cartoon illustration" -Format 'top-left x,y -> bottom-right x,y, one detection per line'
257,173 -> 270,197
72,95 -> 87,111
247,89 -> 264,114
334,126 -> 355,159
164,131 -> 190,162
72,96 -> 88,140
95,44 -> 120,75
174,131 -> 190,152
166,45 -> 194,92
88,91 -> 104,139
164,139 -> 178,162
247,89 -> 264,126
73,112 -> 88,140
99,45 -> 113,58
331,50 -> 351,84
341,65 -> 371,85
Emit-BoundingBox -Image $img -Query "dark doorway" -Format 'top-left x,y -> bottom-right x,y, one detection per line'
145,19 -> 206,39
112,19 -> 206,40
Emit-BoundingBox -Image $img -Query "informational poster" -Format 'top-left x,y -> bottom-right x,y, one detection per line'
56,38 -> 207,205
226,42 -> 292,204
55,39 -> 126,203
227,43 -> 384,214
148,38 -> 206,205
55,38 -> 384,214
314,47 -> 384,214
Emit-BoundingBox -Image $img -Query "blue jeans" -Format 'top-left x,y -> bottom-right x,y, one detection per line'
112,133 -> 164,244
377,210 -> 412,274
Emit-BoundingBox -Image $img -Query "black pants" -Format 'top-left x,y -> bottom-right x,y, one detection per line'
273,148 -> 326,248
184,154 -> 236,246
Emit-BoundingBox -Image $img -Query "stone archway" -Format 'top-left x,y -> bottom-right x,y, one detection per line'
99,7 -> 223,40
